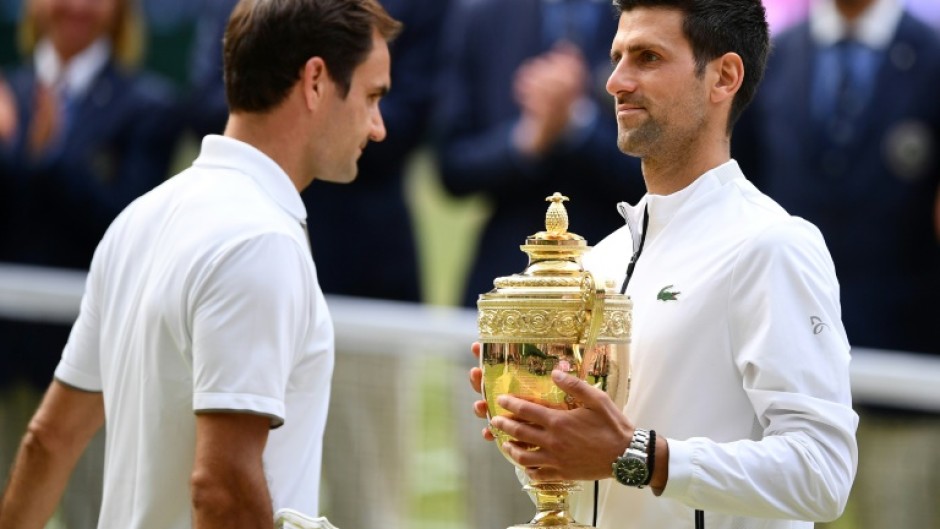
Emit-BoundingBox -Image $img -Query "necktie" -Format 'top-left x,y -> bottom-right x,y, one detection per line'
815,38 -> 878,144
58,88 -> 77,136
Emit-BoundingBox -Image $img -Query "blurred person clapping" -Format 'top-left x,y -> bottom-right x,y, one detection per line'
512,42 -> 590,156
0,0 -> 179,270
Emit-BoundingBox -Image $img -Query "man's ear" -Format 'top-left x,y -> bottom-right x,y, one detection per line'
710,52 -> 744,105
301,57 -> 328,111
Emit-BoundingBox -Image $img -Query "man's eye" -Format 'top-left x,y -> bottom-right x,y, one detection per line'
641,52 -> 659,63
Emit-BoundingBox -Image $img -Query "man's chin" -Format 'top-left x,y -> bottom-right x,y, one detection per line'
616,139 -> 644,157
617,129 -> 656,157
318,170 -> 359,185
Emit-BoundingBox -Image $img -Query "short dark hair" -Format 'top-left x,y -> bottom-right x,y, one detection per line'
223,0 -> 402,113
613,0 -> 769,132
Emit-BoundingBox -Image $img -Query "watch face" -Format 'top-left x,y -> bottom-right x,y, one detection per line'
613,455 -> 648,486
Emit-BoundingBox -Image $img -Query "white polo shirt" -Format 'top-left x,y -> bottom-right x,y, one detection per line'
55,135 -> 334,529
577,160 -> 858,528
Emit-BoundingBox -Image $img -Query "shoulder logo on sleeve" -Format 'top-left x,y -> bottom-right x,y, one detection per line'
810,316 -> 829,334
656,285 -> 680,302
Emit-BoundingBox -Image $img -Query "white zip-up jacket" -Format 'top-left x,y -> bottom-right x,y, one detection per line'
576,160 -> 859,529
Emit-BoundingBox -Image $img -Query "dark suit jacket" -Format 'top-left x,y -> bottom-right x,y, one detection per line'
0,61 -> 179,269
0,60 -> 179,387
434,0 -> 645,306
735,12 -> 940,355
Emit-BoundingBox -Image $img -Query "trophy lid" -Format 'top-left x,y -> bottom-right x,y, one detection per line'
477,192 -> 631,345
489,192 -> 594,290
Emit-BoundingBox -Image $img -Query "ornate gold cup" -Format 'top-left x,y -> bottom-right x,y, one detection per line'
478,193 -> 632,529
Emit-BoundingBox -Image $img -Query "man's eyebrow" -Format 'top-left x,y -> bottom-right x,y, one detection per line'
611,41 -> 665,62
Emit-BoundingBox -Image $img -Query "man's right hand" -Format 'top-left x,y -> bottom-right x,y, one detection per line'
27,83 -> 62,157
511,43 -> 590,157
469,342 -> 495,441
0,76 -> 18,144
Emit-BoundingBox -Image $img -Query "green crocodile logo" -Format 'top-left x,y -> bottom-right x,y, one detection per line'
657,285 -> 680,302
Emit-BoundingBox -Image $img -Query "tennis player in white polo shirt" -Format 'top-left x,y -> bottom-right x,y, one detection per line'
0,1 -> 400,528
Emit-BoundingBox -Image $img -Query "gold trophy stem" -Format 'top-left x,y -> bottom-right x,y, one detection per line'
508,482 -> 590,529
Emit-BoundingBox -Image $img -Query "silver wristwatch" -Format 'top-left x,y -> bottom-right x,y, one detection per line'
612,428 -> 651,488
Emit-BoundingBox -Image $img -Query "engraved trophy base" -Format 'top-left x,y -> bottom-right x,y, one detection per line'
507,518 -> 592,529
508,523 -> 592,528
504,481 -> 592,529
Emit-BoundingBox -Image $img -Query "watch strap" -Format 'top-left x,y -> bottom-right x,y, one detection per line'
644,429 -> 656,486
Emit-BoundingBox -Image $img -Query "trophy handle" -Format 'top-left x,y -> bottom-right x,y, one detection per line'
576,272 -> 606,380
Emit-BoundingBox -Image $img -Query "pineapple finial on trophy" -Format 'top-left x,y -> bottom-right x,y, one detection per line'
545,192 -> 570,238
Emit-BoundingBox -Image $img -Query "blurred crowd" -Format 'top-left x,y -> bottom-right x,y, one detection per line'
0,0 -> 938,528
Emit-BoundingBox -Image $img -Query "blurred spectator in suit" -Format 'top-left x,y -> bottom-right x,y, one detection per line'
434,0 -> 645,307
734,0 -> 940,526
0,0 -> 178,526
0,0 -> 178,271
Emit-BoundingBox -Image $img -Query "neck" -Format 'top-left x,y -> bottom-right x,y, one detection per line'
52,37 -> 96,65
223,109 -> 308,192
53,43 -> 81,66
835,0 -> 877,22
640,134 -> 730,196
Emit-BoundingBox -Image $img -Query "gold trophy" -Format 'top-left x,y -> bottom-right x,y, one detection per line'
478,193 -> 631,529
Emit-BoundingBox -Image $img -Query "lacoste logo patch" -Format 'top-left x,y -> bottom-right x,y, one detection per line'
657,285 -> 680,302
810,316 -> 829,335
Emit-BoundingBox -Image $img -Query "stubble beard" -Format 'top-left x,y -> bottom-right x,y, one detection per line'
617,103 -> 707,164
616,117 -> 663,159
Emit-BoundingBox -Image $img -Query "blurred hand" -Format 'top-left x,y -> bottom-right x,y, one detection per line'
512,42 -> 589,156
468,342 -> 496,442
28,83 -> 62,156
490,370 -> 632,482
0,77 -> 17,144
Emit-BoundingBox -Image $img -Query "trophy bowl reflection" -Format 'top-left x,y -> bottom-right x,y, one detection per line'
478,193 -> 631,529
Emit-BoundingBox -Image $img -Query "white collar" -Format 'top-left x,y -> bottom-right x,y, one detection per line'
809,0 -> 903,50
192,135 -> 308,223
617,159 -> 743,242
34,38 -> 111,97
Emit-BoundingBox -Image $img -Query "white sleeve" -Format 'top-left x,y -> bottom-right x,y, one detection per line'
55,252 -> 105,392
190,233 -> 313,427
662,219 -> 859,521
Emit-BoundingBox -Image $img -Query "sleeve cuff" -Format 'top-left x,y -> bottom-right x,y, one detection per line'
194,392 -> 286,428
659,437 -> 695,499
54,362 -> 102,392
